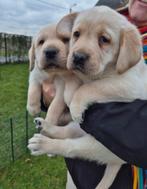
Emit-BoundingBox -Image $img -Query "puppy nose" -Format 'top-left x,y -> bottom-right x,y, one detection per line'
44,48 -> 59,59
73,52 -> 89,68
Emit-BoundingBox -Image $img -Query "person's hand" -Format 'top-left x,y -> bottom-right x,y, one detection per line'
42,80 -> 56,107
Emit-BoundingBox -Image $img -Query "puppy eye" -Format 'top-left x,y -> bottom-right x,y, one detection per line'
99,36 -> 110,45
39,39 -> 44,45
73,31 -> 80,38
62,37 -> 69,43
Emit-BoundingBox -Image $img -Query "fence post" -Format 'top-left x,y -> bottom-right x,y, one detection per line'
25,110 -> 29,152
10,118 -> 15,162
4,33 -> 7,64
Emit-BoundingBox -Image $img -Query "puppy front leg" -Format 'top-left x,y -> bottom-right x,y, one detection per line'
28,133 -> 125,165
27,82 -> 41,116
70,83 -> 105,123
45,77 -> 66,125
45,94 -> 66,125
70,79 -> 132,123
34,118 -> 86,139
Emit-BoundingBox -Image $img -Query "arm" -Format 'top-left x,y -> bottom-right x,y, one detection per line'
29,98 -> 147,168
80,100 -> 147,169
28,132 -> 124,164
70,74 -> 144,123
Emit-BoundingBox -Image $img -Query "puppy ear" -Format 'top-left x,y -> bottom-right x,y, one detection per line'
29,40 -> 35,71
56,12 -> 78,39
116,25 -> 142,74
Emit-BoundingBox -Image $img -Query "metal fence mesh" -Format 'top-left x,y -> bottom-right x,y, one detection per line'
0,111 -> 37,169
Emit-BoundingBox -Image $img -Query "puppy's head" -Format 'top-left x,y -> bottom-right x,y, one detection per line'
29,24 -> 69,72
57,6 -> 142,80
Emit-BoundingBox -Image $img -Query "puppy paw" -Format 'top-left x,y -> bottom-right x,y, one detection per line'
34,117 -> 45,129
27,103 -> 41,116
28,134 -> 58,156
28,134 -> 51,156
34,118 -> 53,137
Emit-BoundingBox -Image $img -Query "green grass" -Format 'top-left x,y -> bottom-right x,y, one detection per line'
0,63 -> 28,120
0,155 -> 66,189
0,63 -> 67,189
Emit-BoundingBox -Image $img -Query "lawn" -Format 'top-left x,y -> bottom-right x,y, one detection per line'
0,63 -> 28,120
0,63 -> 67,189
0,156 -> 66,189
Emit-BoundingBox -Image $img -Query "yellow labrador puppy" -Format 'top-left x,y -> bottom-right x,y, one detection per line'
28,6 -> 147,189
27,24 -> 81,125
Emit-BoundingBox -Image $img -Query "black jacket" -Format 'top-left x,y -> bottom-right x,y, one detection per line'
65,100 -> 147,189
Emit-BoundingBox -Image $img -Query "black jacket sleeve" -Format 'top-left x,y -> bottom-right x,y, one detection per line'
80,99 -> 147,169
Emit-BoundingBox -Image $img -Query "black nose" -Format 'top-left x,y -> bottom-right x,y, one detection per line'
73,52 -> 89,69
44,48 -> 59,59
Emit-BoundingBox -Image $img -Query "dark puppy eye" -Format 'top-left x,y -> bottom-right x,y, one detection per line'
73,31 -> 80,38
99,36 -> 110,45
62,37 -> 69,43
39,39 -> 44,45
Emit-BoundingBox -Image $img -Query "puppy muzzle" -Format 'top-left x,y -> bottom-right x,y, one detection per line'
72,52 -> 89,72
44,47 -> 59,60
43,47 -> 60,69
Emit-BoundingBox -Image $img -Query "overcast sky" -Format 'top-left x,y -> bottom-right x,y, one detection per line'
0,0 -> 98,36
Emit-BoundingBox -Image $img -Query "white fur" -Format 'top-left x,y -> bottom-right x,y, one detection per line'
28,7 -> 147,189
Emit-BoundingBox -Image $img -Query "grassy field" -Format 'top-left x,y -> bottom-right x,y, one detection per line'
0,156 -> 66,189
0,63 -> 28,120
0,63 -> 67,189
